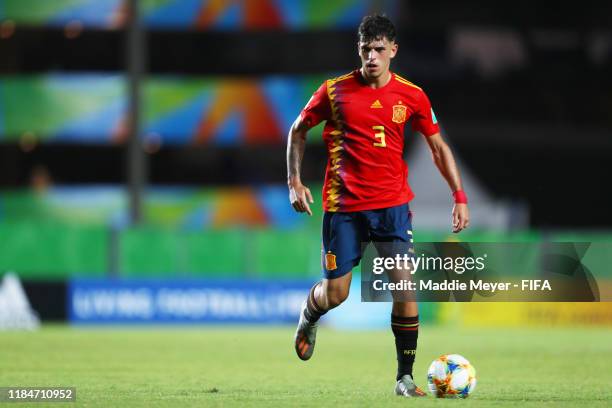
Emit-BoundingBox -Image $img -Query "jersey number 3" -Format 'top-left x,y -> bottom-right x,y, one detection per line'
372,125 -> 386,148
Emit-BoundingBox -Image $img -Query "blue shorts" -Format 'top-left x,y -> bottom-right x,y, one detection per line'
321,203 -> 414,279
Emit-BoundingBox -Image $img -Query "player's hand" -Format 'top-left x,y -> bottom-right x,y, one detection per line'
452,203 -> 469,233
289,182 -> 314,216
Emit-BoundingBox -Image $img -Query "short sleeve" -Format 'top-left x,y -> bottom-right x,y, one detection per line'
300,82 -> 331,128
411,90 -> 440,137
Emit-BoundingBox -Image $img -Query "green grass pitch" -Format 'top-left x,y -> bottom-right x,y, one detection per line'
1,325 -> 611,407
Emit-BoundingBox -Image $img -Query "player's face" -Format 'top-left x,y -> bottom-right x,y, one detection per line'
358,37 -> 398,80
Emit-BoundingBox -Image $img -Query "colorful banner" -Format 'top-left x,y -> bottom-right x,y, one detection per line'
69,278 -> 310,324
0,74 -> 327,144
0,0 -> 399,29
0,75 -> 125,143
141,76 -> 321,145
0,0 -> 124,28
0,185 -> 322,229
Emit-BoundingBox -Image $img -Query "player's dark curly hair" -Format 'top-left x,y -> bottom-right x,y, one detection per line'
358,14 -> 396,43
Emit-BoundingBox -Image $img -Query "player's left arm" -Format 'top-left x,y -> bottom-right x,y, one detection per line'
424,133 -> 470,233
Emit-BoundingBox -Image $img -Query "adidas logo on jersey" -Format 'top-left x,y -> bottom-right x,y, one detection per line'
370,100 -> 383,109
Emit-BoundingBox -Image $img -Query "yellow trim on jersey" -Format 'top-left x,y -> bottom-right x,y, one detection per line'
394,74 -> 422,91
330,72 -> 354,83
324,74 -> 352,212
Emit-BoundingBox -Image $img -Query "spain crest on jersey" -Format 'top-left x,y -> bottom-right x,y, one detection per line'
392,103 -> 407,123
325,252 -> 337,270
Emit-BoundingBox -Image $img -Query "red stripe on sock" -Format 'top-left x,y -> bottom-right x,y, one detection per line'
391,316 -> 419,323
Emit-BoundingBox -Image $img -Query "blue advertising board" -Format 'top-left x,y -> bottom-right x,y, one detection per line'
69,279 -> 310,324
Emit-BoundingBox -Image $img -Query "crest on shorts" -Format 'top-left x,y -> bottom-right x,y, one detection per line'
325,252 -> 337,270
392,102 -> 407,123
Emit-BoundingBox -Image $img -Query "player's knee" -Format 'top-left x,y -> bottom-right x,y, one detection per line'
326,287 -> 349,308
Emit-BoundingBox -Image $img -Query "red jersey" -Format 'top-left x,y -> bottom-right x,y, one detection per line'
300,70 -> 440,212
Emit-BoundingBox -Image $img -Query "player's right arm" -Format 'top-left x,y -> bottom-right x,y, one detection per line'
287,115 -> 314,216
412,89 -> 470,233
287,81 -> 331,216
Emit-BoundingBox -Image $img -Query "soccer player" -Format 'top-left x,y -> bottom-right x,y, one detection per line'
286,15 -> 470,397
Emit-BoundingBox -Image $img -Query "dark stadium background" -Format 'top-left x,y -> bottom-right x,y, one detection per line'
0,0 -> 611,325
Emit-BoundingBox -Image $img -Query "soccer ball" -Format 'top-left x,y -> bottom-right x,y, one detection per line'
427,354 -> 476,398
